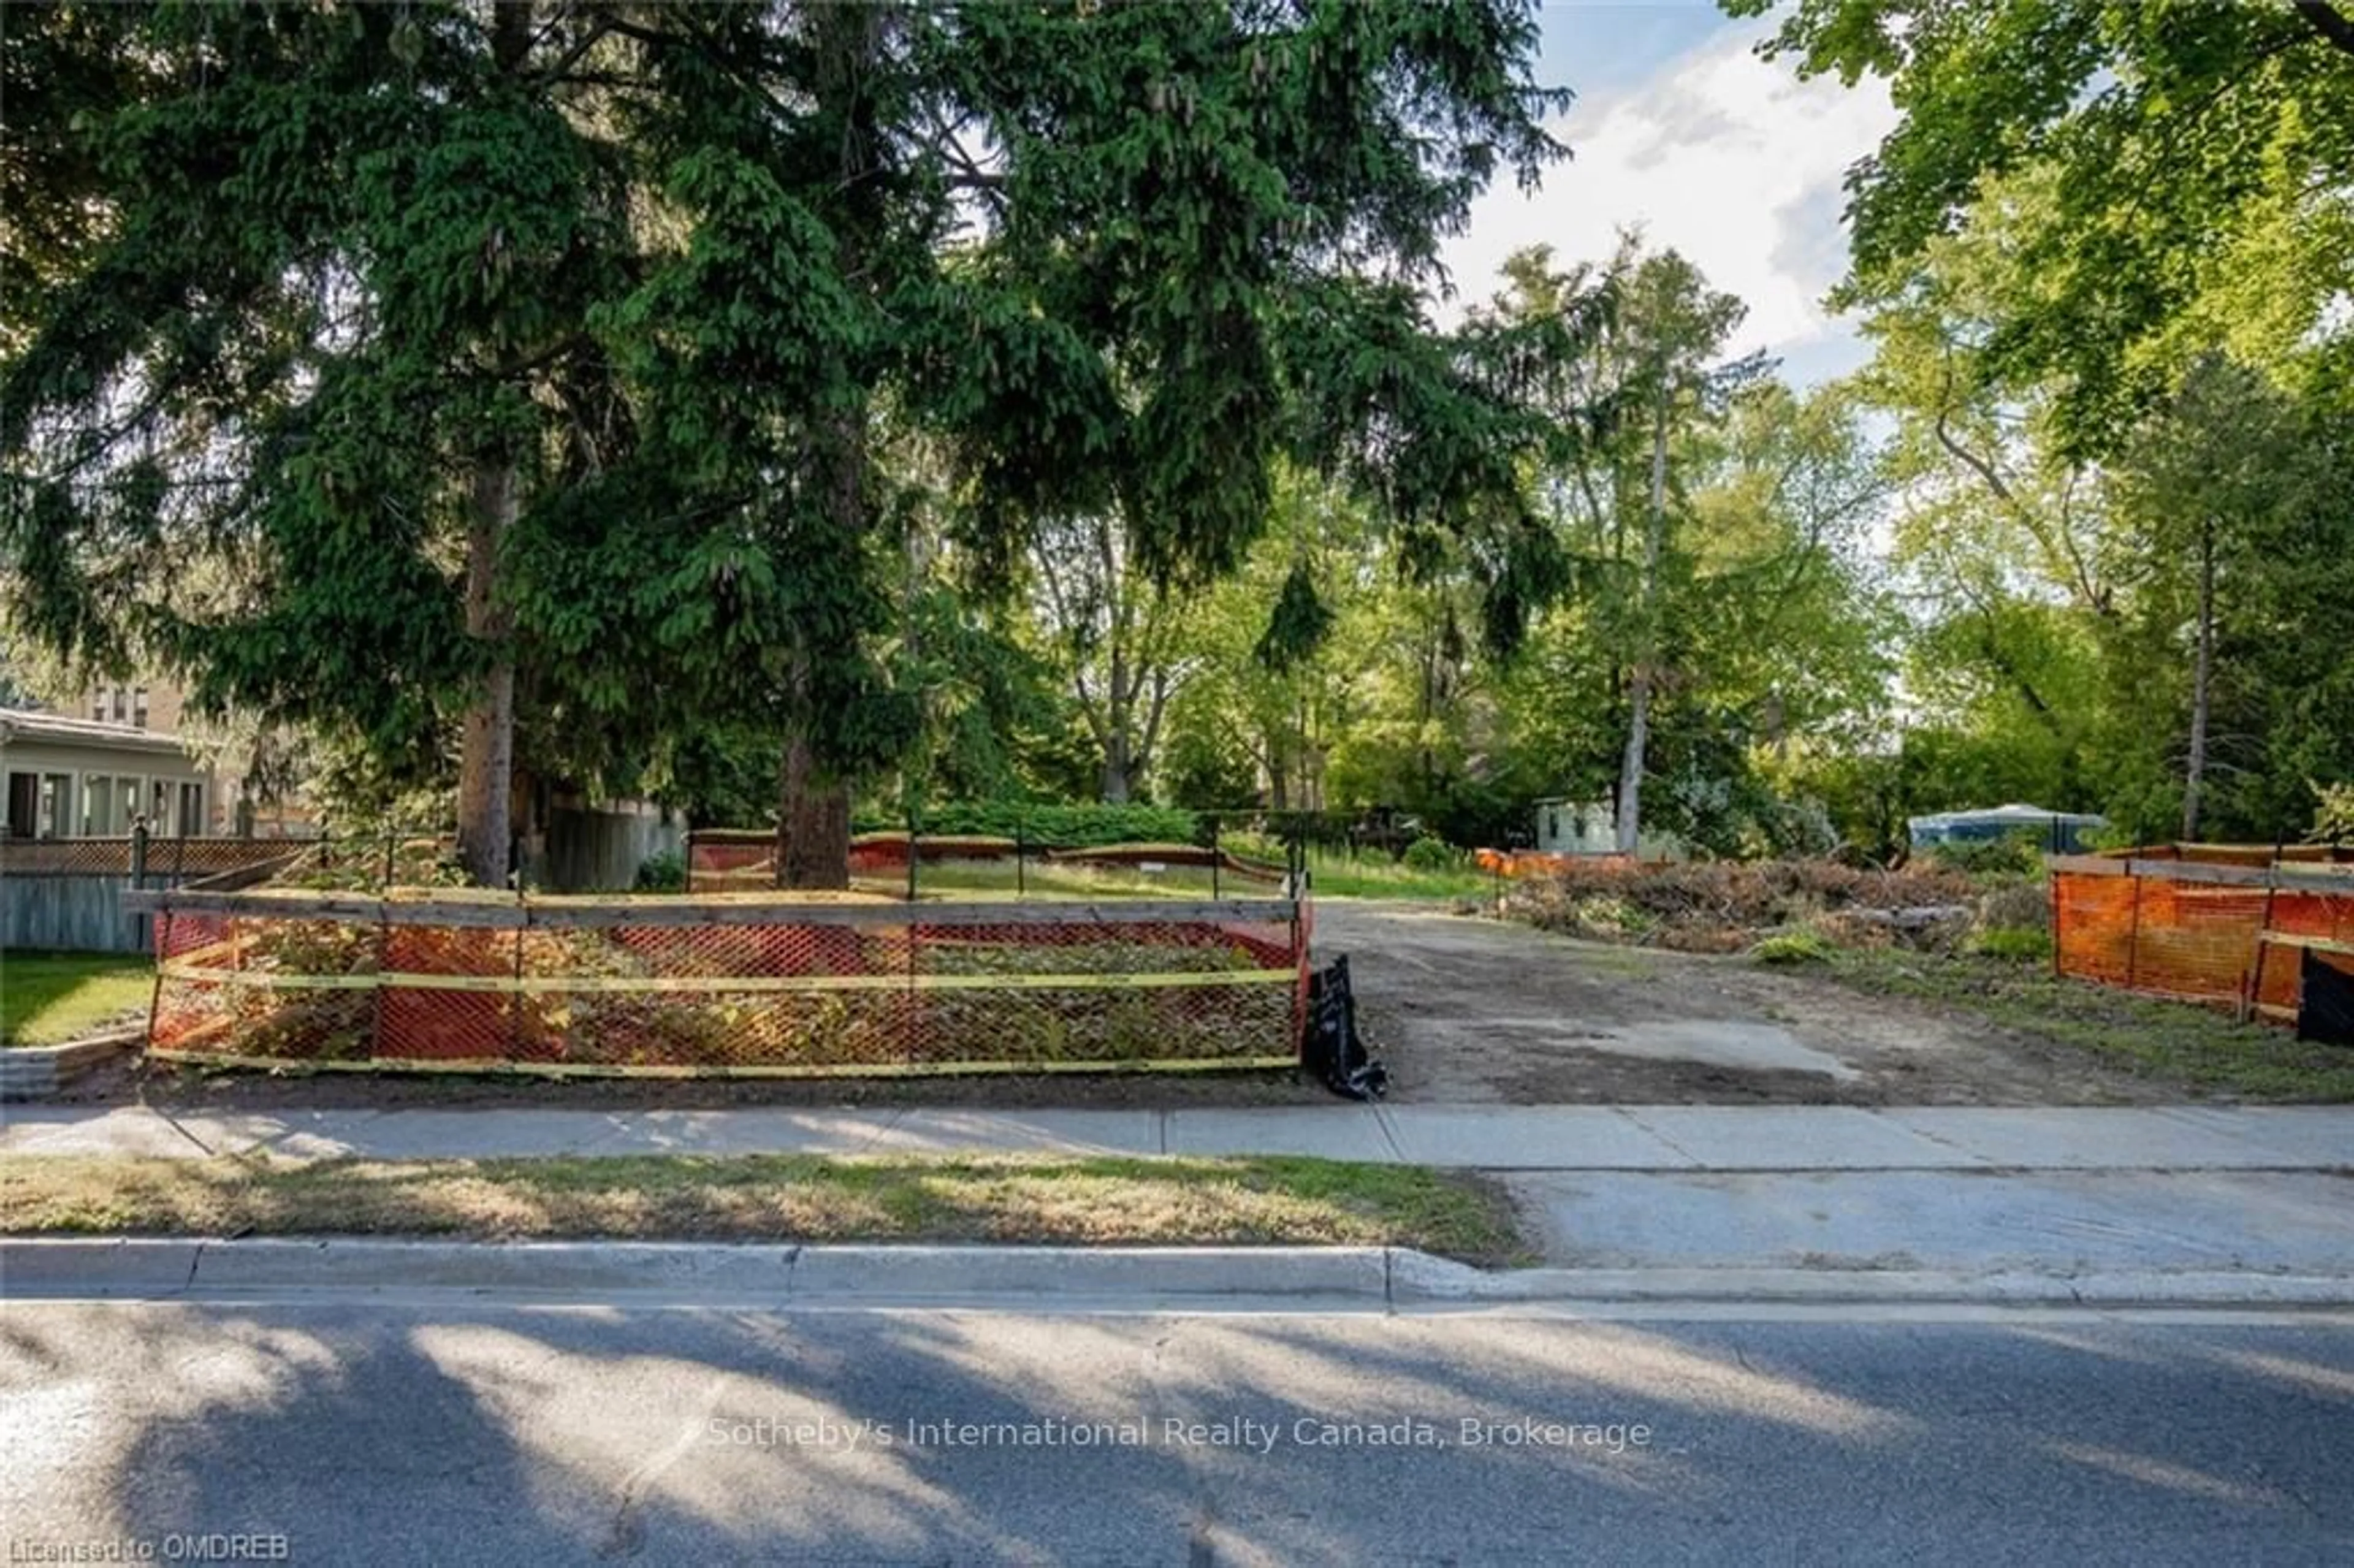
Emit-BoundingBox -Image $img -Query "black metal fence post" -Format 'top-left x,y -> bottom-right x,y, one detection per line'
1209,815 -> 1221,900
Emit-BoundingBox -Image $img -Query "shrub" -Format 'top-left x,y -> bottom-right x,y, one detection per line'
1970,926 -> 2054,962
1977,878 -> 2052,932
1924,832 -> 2046,878
2312,780 -> 2354,845
1752,930 -> 1836,965
1401,835 -> 1459,871
850,802 -> 1200,849
633,851 -> 687,892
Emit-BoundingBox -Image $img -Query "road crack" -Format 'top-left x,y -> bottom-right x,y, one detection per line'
600,1373 -> 728,1559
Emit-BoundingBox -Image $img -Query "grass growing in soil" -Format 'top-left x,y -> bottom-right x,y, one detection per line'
1823,946 -> 2354,1102
1300,850 -> 1495,901
1,951 -> 152,1046
0,1153 -> 1530,1265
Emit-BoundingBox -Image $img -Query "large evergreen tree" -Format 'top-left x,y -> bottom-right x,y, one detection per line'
4,0 -> 1571,885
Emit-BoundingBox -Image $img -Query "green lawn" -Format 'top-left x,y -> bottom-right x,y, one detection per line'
0,1152 -> 1531,1263
1298,848 -> 1496,901
1,951 -> 153,1046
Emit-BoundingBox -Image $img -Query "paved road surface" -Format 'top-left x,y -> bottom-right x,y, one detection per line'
6,1299 -> 2350,1565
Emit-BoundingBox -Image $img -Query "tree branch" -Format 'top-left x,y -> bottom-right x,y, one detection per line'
2293,1 -> 2354,56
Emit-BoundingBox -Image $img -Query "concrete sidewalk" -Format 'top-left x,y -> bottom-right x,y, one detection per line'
3,1101 -> 2349,1171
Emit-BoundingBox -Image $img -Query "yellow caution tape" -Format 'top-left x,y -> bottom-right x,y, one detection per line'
159,962 -> 1297,995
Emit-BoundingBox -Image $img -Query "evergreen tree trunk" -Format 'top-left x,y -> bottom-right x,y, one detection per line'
772,2 -> 878,888
455,456 -> 516,886
777,725 -> 851,891
452,1 -> 534,889
1616,394 -> 1669,856
2182,517 -> 2215,842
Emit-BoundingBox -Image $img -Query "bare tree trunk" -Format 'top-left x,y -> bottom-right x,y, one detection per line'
1616,393 -> 1669,856
2182,518 -> 2215,842
1101,636 -> 1132,802
455,457 -> 516,886
1101,725 -> 1132,804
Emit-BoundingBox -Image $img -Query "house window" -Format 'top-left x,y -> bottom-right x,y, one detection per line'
132,688 -> 149,728
39,774 -> 72,838
4,772 -> 35,837
83,774 -> 115,834
178,781 -> 206,839
110,688 -> 128,723
93,693 -> 107,721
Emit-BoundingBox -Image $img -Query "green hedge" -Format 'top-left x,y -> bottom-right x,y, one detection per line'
851,802 -> 1201,849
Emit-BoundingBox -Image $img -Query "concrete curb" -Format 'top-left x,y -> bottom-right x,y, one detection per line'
1381,1250 -> 2354,1308
6,1238 -> 2353,1309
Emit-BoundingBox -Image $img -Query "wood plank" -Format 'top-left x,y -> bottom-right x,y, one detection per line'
125,888 -> 1299,929
2253,932 -> 2354,958
2114,858 -> 2354,891
145,1048 -> 1301,1079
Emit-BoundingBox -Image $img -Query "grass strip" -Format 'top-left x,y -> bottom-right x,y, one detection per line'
0,1153 -> 1531,1265
1822,947 -> 2354,1101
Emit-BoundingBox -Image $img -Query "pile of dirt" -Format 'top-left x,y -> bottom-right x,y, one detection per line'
1502,858 -> 1985,953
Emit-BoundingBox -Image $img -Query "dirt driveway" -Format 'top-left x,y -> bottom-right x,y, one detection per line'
1313,900 -> 2173,1106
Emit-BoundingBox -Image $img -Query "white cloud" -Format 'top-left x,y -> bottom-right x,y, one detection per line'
1439,20 -> 1898,375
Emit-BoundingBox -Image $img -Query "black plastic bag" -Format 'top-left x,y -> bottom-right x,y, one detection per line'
1303,955 -> 1388,1100
2298,950 -> 2354,1046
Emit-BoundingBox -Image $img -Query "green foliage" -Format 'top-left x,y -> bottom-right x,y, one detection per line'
1738,0 -> 2354,447
1401,835 -> 1461,870
1924,833 -> 2045,880
632,852 -> 687,894
848,801 -> 1200,851
2313,782 -> 2354,846
4,0 -> 1573,876
1751,930 -> 1835,967
1254,561 -> 1335,674
1969,926 -> 2054,963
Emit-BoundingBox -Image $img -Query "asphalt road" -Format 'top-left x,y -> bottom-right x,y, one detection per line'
5,1300 -> 2352,1566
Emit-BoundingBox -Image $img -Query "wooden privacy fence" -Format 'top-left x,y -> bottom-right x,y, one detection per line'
1,834 -> 311,953
123,883 -> 1310,1078
2049,848 -> 2354,1023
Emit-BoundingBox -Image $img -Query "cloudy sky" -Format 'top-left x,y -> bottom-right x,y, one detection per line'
1438,1 -> 1900,387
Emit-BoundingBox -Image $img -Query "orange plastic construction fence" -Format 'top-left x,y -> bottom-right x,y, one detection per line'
2050,848 -> 2354,1021
138,890 -> 1308,1077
